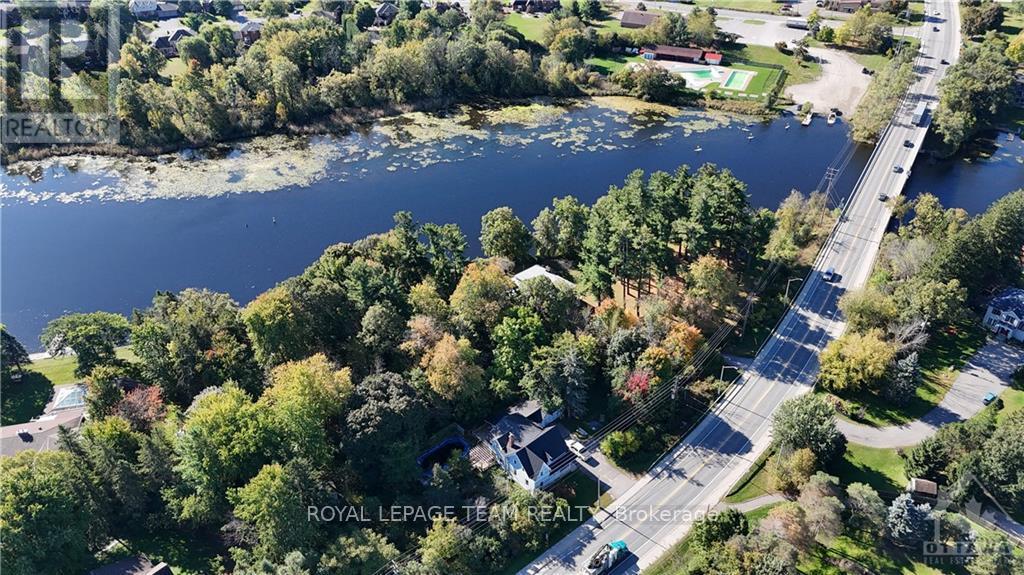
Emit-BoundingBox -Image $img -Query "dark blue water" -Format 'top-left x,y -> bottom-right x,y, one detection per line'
3,104 -> 1021,347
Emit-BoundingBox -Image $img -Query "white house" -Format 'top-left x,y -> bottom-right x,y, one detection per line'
128,0 -> 158,18
488,400 -> 575,492
511,265 -> 575,290
982,287 -> 1024,343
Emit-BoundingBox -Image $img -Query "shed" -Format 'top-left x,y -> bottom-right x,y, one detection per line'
906,478 -> 939,498
703,52 -> 723,65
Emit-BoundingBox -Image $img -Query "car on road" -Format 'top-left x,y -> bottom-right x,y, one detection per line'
940,59 -> 949,65
569,439 -> 586,455
878,193 -> 888,202
903,140 -> 913,148
893,165 -> 903,173
822,268 -> 837,282
587,541 -> 628,575
983,392 -> 998,405
933,26 -> 940,32
861,67 -> 874,75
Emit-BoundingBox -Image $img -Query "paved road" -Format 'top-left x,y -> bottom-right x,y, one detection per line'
838,341 -> 1024,447
518,2 -> 960,573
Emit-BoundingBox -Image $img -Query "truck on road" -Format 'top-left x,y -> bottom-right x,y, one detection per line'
586,541 -> 628,574
911,102 -> 928,127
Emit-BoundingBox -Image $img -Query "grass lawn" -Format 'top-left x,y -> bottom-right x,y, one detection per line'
1001,12 -> 1023,36
996,388 -> 1024,426
160,57 -> 189,79
830,443 -> 907,496
1,372 -> 54,425
124,528 -> 226,575
27,346 -> 137,386
800,534 -> 947,575
724,448 -> 775,503
831,322 -> 987,427
584,53 -> 643,75
695,0 -> 780,14
722,43 -> 822,87
851,51 -> 890,73
900,0 -> 926,27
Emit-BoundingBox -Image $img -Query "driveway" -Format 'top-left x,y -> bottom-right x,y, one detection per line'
786,47 -> 872,115
575,450 -> 639,499
838,341 -> 1024,448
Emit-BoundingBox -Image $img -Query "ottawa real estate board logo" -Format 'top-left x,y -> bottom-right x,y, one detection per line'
2,0 -> 120,144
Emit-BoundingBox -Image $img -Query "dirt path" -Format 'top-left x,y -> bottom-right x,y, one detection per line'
786,47 -> 872,116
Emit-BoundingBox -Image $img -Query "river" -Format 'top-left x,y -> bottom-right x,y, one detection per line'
2,99 -> 1022,346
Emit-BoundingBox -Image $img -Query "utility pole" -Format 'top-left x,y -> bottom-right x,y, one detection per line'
785,277 -> 804,301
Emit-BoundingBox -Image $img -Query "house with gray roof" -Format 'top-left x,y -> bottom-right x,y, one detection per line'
983,287 -> 1024,343
488,400 -> 575,492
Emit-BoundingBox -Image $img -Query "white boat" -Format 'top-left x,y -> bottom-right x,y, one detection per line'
785,124 -> 791,129
747,134 -> 754,140
801,113 -> 813,126
827,112 -> 837,125
694,146 -> 703,152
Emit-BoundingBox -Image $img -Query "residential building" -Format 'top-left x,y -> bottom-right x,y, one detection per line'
128,0 -> 159,18
374,2 -> 399,26
510,0 -> 560,13
982,287 -> 1024,343
511,264 -> 575,290
703,51 -> 723,65
90,556 -> 172,575
641,45 -> 704,63
151,27 -> 193,58
488,400 -> 575,492
237,20 -> 263,45
826,0 -> 885,13
619,10 -> 659,29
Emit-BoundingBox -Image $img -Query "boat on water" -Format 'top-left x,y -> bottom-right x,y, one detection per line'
694,146 -> 703,152
785,124 -> 791,129
747,134 -> 754,140
827,112 -> 837,125
802,113 -> 813,126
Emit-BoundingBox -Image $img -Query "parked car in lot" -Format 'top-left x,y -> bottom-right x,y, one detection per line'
878,193 -> 888,202
893,165 -> 904,173
983,392 -> 998,405
903,140 -> 913,148
822,268 -> 837,282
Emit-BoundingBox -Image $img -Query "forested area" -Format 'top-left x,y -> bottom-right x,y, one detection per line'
0,162 -> 840,575
934,32 -> 1019,154
820,190 -> 1024,416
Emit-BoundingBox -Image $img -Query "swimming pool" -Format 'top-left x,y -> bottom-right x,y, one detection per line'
723,70 -> 755,91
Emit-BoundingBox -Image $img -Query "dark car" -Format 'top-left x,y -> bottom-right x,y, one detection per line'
861,67 -> 874,75
893,165 -> 904,174
903,140 -> 913,148
878,193 -> 889,202
933,26 -> 940,32
940,59 -> 949,65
